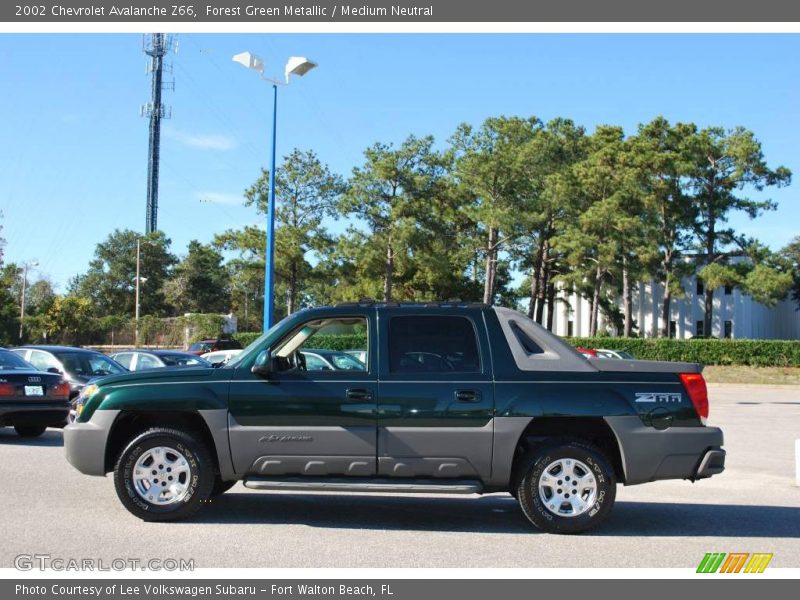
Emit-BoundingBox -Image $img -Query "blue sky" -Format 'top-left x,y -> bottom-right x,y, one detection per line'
1,34 -> 798,290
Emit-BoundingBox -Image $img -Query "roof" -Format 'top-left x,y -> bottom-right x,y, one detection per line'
112,349 -> 204,357
334,300 -> 489,309
14,345 -> 102,354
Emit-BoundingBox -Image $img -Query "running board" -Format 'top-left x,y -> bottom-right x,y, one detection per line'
242,477 -> 483,494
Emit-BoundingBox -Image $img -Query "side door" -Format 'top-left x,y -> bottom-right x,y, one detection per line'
227,311 -> 378,477
377,309 -> 495,481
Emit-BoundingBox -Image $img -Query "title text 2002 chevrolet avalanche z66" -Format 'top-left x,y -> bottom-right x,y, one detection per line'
64,303 -> 725,533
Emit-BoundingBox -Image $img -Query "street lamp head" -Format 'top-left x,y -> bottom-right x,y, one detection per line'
285,56 -> 317,82
232,51 -> 265,74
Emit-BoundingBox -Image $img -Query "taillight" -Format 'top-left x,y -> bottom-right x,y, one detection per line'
51,382 -> 71,398
679,372 -> 709,425
0,383 -> 14,396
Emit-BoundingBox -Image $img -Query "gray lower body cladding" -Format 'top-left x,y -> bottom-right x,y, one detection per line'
63,409 -> 121,476
229,417 -> 493,481
243,477 -> 482,494
605,415 -> 724,485
64,408 -> 235,480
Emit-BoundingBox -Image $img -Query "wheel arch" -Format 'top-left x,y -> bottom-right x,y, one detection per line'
507,417 -> 626,489
104,410 -> 223,475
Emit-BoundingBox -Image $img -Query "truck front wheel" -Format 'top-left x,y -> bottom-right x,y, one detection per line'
113,428 -> 215,522
515,440 -> 616,534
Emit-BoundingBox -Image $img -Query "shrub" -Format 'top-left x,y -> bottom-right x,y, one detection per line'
567,337 -> 800,367
233,332 -> 263,348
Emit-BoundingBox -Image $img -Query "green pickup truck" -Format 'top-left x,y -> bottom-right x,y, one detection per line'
64,302 -> 725,533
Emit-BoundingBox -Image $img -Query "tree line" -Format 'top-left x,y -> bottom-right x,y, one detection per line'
1,115 -> 799,345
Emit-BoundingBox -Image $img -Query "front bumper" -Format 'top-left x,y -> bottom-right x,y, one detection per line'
0,401 -> 70,428
605,416 -> 725,485
63,409 -> 120,476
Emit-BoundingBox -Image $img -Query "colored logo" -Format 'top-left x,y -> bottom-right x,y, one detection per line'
697,553 -> 773,573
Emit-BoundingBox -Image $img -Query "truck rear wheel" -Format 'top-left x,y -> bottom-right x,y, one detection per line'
113,428 -> 214,522
515,440 -> 616,534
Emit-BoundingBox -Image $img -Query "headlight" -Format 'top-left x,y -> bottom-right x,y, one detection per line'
78,383 -> 99,401
74,384 -> 99,419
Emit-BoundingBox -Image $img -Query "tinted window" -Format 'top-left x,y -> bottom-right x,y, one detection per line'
56,352 -> 126,376
510,321 -> 544,355
389,316 -> 480,374
113,353 -> 134,369
135,354 -> 163,370
28,350 -> 61,371
0,350 -> 34,371
160,354 -> 208,367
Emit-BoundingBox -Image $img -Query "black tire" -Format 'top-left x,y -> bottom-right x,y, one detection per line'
515,440 -> 616,534
14,424 -> 47,438
211,477 -> 236,496
113,428 -> 215,522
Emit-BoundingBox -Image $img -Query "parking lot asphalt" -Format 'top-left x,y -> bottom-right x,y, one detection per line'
1,383 -> 798,569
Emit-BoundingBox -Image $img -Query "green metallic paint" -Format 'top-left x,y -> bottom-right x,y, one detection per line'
79,304 -> 703,438
79,368 -> 231,423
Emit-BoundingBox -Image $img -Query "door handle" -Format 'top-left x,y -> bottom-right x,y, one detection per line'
346,388 -> 373,402
455,389 -> 480,403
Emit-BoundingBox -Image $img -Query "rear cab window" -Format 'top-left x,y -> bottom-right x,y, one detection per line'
387,314 -> 483,375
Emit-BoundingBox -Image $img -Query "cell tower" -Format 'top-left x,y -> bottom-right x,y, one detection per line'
141,34 -> 176,234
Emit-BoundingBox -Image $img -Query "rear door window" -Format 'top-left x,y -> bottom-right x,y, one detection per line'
113,353 -> 134,369
28,350 -> 61,371
388,316 -> 481,374
135,354 -> 163,370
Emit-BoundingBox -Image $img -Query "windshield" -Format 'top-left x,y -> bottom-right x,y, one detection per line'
160,354 -> 210,367
189,342 -> 213,352
54,352 -> 126,377
0,350 -> 35,371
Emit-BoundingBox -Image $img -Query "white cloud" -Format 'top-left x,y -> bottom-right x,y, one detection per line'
196,191 -> 243,206
165,128 -> 237,151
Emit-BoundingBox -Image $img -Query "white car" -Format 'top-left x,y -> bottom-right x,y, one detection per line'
595,348 -> 635,360
200,349 -> 243,366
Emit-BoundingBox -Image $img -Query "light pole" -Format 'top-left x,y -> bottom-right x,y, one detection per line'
134,238 -> 150,347
18,260 -> 39,342
232,51 -> 318,331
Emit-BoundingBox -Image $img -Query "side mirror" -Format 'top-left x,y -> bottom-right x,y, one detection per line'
251,350 -> 273,377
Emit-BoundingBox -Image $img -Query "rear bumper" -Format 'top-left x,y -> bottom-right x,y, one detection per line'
63,410 -> 120,476
695,448 -> 726,479
605,416 -> 725,485
0,401 -> 70,428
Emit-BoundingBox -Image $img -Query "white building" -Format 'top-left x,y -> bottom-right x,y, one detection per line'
549,276 -> 800,340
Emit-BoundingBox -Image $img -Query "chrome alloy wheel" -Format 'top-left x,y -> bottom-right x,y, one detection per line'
537,458 -> 598,518
132,446 -> 192,505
